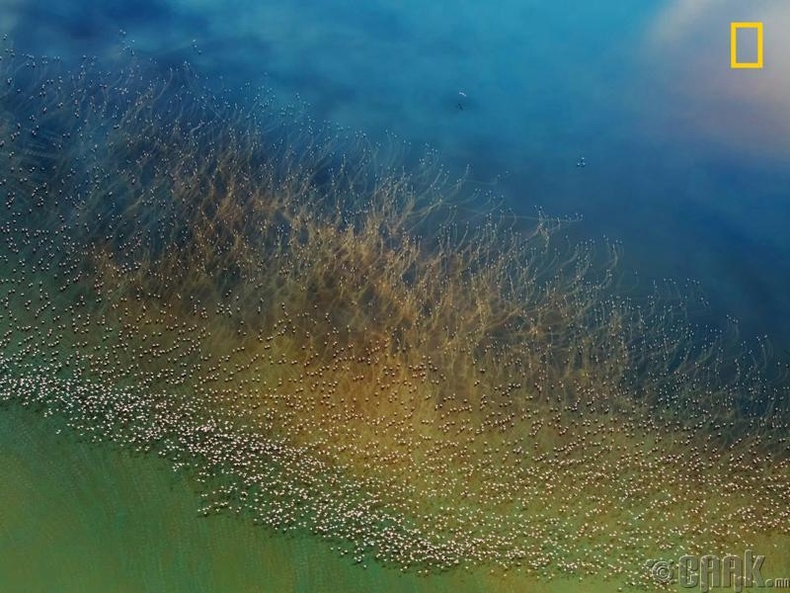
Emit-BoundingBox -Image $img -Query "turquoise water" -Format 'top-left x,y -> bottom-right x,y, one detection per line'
4,0 -> 788,350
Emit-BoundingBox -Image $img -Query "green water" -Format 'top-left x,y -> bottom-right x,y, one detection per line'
0,406 -> 498,593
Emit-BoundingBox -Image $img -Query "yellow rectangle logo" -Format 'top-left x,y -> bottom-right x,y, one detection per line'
731,22 -> 763,69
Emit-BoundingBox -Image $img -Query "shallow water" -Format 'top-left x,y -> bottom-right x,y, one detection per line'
2,406 -> 658,593
1,407 -> 432,593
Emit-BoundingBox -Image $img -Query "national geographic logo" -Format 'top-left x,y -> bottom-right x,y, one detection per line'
731,22 -> 763,69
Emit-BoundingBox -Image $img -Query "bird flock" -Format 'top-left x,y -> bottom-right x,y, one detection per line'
0,42 -> 788,590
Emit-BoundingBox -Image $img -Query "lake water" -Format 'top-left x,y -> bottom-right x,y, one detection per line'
6,0 -> 788,349
0,0 -> 788,591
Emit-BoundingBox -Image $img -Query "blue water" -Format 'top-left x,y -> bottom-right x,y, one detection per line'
8,0 -> 787,352
1,1 -> 789,590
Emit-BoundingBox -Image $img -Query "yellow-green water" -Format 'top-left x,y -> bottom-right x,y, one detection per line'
1,406 -> 429,593
2,406 -> 678,593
